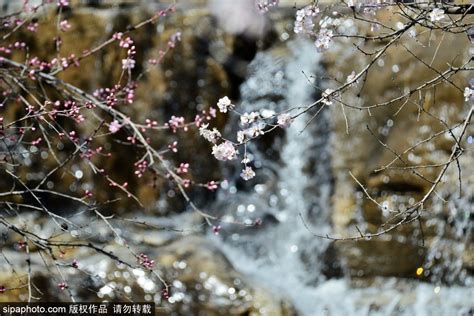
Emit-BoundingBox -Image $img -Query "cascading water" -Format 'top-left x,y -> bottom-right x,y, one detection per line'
209,39 -> 334,314
208,39 -> 473,315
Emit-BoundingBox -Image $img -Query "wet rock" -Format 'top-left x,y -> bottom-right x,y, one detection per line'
1,4 -> 255,215
323,9 -> 473,280
338,239 -> 426,278
0,234 -> 295,315
155,235 -> 296,316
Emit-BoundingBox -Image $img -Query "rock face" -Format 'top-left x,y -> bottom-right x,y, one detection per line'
0,230 -> 295,315
1,3 -> 252,215
323,10 -> 473,281
155,236 -> 295,316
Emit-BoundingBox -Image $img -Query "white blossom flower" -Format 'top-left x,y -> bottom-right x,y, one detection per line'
240,112 -> 260,125
217,96 -> 233,113
121,58 -> 135,70
199,123 -> 221,143
321,88 -> 336,105
244,123 -> 265,138
199,125 -> 221,143
429,8 -> 445,22
237,130 -> 246,143
256,0 -> 279,13
212,141 -> 238,161
240,166 -> 256,181
277,113 -> 293,128
108,120 -> 121,133
314,28 -> 333,52
464,87 -> 474,101
294,5 -> 319,34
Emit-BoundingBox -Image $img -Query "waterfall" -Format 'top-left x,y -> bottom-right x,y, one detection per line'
208,39 -> 473,315
210,39 -> 334,314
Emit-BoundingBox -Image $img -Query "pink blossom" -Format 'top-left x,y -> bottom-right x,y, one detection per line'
206,181 -> 219,191
167,116 -> 185,133
176,162 -> 189,174
27,22 -> 38,32
58,282 -> 68,290
108,120 -> 121,133
168,141 -> 178,152
57,0 -> 69,7
122,58 -> 136,70
137,253 -> 155,269
60,20 -> 71,32
212,225 -> 222,235
134,160 -> 148,178
119,37 -> 133,48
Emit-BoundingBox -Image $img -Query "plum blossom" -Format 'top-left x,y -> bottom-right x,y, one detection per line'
314,28 -> 333,52
122,58 -> 135,70
137,253 -> 155,269
167,116 -> 186,133
464,87 -> 474,101
212,141 -> 238,161
58,282 -> 68,290
212,225 -> 221,235
60,20 -> 71,32
168,31 -> 182,48
27,22 -> 38,32
256,0 -> 279,13
206,181 -> 219,191
119,37 -> 133,48
108,120 -> 121,133
277,113 -> 293,128
57,0 -> 69,7
240,166 -> 256,181
429,8 -> 445,22
237,130 -> 246,143
199,123 -> 221,143
240,112 -> 259,125
294,6 -> 319,34
244,123 -> 265,138
134,160 -> 148,178
321,88 -> 336,105
176,163 -> 189,174
217,96 -> 233,113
